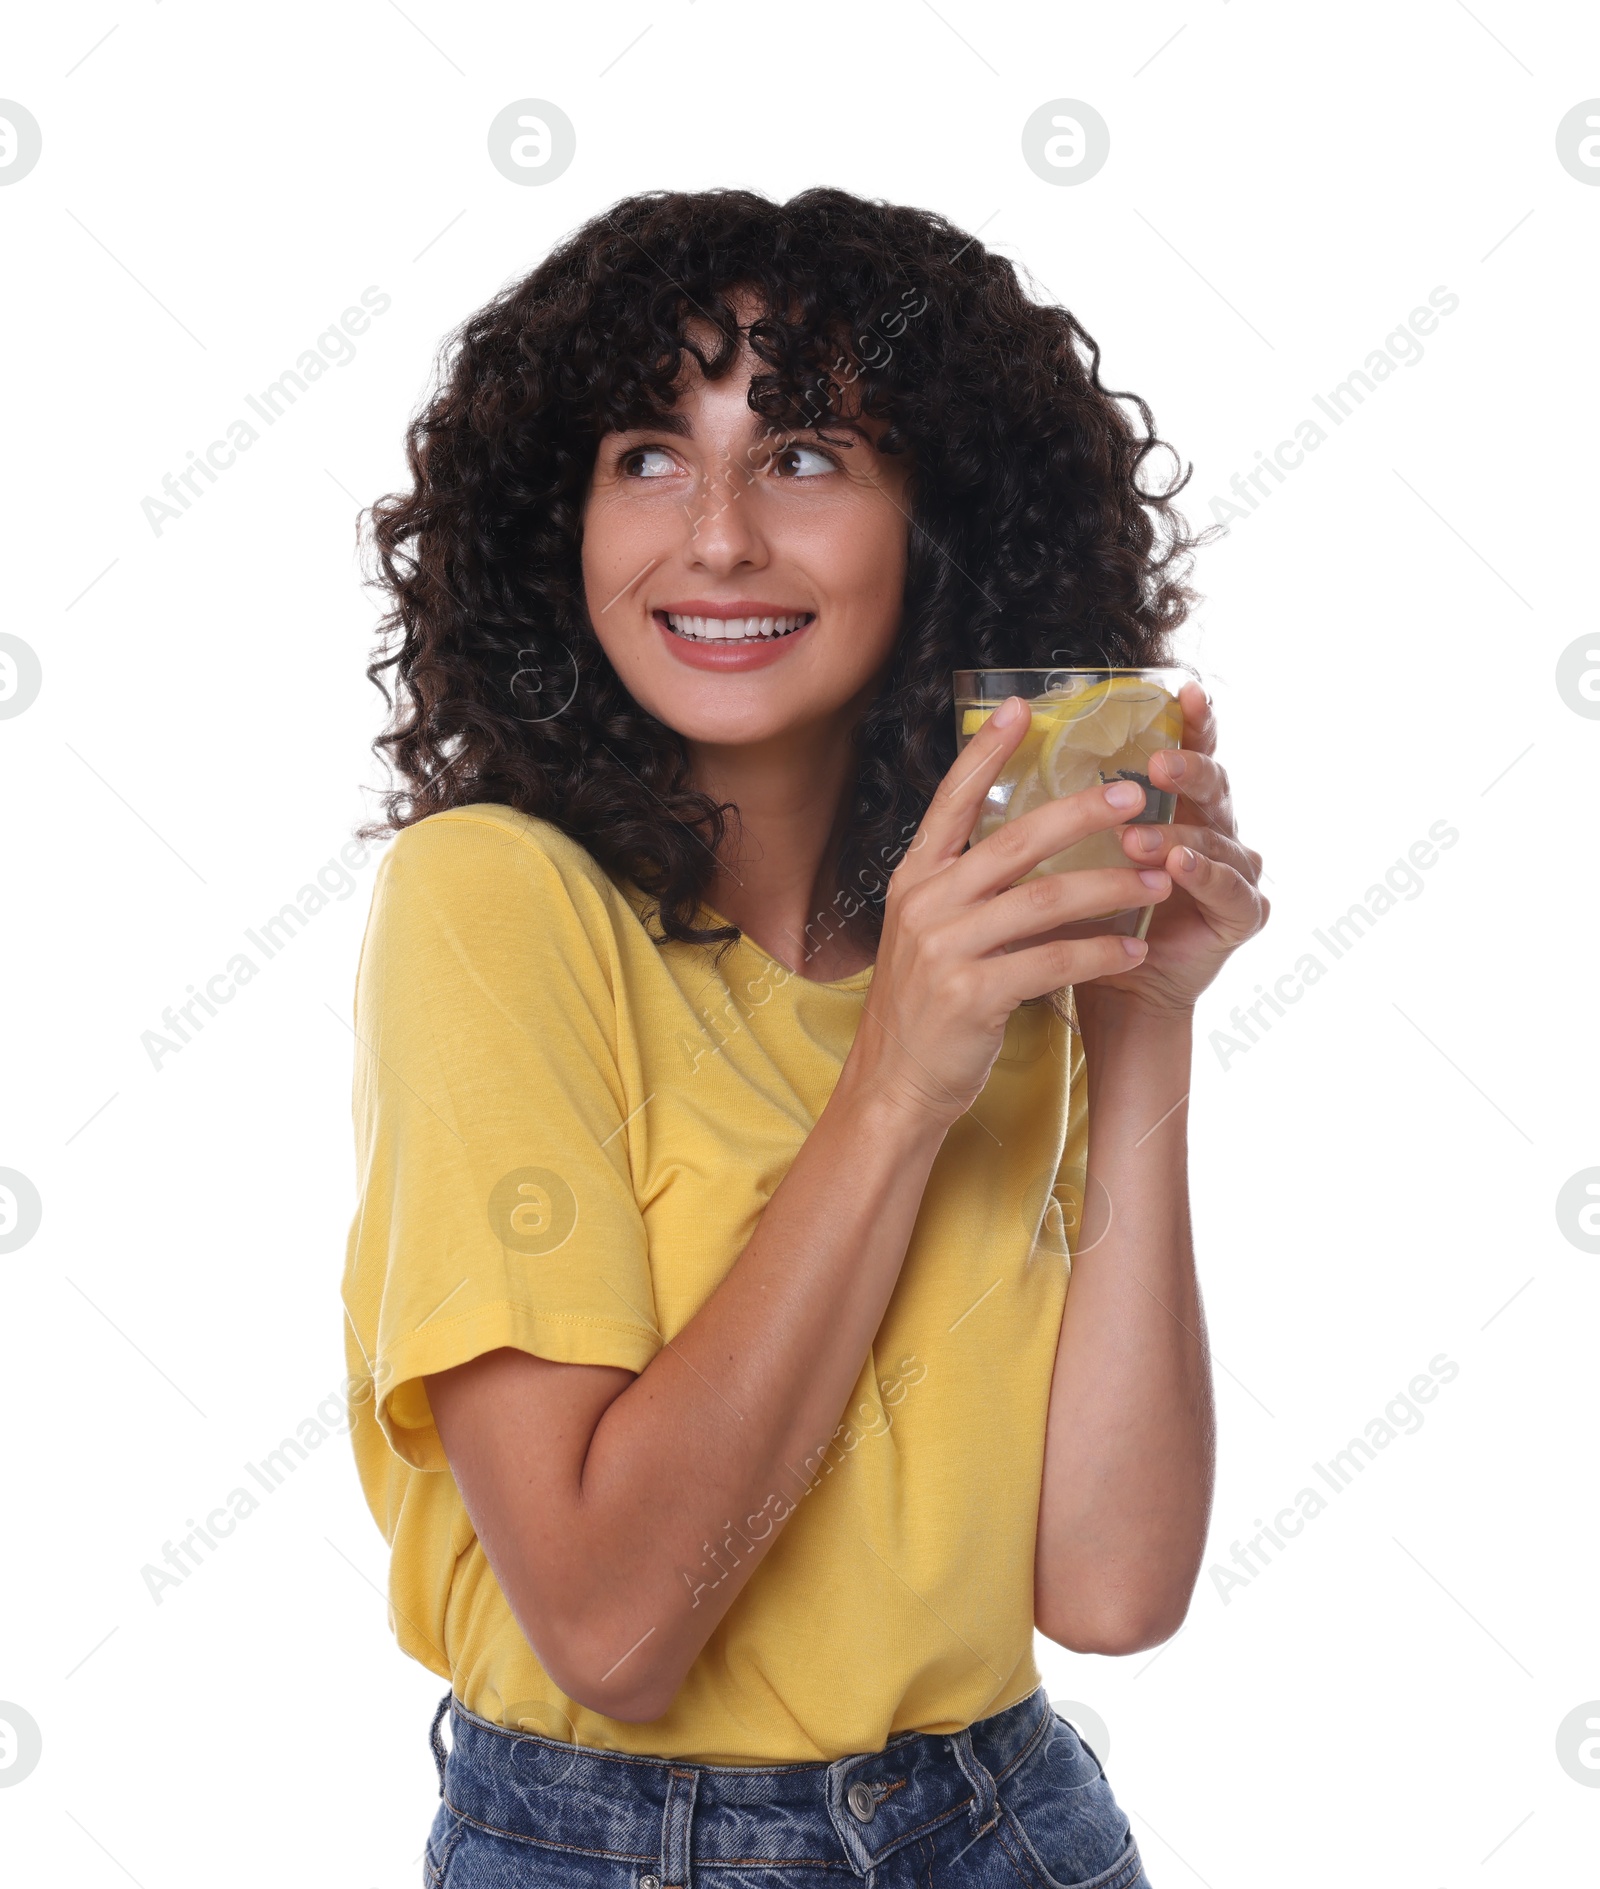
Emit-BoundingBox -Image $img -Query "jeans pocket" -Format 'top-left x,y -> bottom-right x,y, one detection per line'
997,1808 -> 1147,1889
994,1716 -> 1144,1888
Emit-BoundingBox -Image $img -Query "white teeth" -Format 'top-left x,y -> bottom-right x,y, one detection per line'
664,612 -> 811,642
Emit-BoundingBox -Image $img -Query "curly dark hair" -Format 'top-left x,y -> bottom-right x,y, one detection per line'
358,185 -> 1210,968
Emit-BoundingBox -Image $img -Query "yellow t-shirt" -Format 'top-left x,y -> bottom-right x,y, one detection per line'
341,804 -> 1086,1764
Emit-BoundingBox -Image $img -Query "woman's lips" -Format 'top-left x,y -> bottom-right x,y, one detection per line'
653,609 -> 816,670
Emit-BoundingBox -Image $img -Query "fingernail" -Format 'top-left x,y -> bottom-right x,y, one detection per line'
992,696 -> 1024,728
1136,826 -> 1164,851
1138,869 -> 1169,889
1104,781 -> 1143,808
1164,751 -> 1187,779
1120,936 -> 1147,959
1173,846 -> 1195,871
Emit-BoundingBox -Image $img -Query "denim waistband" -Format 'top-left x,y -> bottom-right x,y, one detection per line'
431,1683 -> 1058,1878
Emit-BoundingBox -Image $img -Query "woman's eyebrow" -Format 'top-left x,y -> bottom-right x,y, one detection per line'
605,411 -> 865,450
752,417 -> 862,446
608,411 -> 694,439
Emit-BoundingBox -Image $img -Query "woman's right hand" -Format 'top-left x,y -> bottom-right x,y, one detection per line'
845,695 -> 1174,1131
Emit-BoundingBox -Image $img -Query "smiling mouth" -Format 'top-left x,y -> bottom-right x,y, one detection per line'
657,610 -> 815,643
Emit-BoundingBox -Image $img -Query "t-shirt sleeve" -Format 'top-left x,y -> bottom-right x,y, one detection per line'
340,812 -> 662,1474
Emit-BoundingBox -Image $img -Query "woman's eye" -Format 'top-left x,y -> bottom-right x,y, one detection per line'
774,443 -> 836,478
619,445 -> 677,478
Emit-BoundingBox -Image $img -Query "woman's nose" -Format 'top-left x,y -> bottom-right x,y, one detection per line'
680,460 -> 768,570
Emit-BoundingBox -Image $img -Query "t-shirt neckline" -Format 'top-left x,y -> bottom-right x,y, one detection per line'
697,899 -> 876,994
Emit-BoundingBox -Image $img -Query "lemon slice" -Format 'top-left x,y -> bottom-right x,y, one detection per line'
1038,740 -> 1101,801
1039,679 -> 1174,789
1147,693 -> 1185,750
963,698 -> 1073,751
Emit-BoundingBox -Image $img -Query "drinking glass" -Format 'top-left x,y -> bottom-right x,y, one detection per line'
952,666 -> 1189,941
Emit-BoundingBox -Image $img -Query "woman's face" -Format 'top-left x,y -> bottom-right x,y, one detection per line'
580,319 -> 913,755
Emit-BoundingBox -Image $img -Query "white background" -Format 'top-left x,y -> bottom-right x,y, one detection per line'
2,4 -> 1596,1883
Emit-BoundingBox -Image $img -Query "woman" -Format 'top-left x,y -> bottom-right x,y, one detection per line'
341,186 -> 1267,1888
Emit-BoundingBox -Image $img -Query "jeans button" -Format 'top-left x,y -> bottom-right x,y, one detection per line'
846,1781 -> 877,1821
641,1877 -> 661,1888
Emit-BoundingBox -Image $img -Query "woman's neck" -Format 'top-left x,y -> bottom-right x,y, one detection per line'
689,721 -> 875,983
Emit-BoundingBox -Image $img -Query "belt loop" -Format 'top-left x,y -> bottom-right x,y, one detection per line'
658,1764 -> 700,1888
949,1728 -> 999,1836
428,1691 -> 453,1796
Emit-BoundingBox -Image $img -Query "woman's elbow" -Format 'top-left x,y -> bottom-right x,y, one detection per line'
1035,1592 -> 1192,1657
567,1643 -> 680,1724
528,1611 -> 683,1725
563,1672 -> 676,1724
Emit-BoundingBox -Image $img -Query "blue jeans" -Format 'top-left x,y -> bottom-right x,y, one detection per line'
423,1682 -> 1150,1887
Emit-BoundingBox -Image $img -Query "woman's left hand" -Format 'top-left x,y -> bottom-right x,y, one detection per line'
1082,679 -> 1269,1020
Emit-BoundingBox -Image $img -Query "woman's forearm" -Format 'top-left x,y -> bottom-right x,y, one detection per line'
1033,993 -> 1215,1654
560,1067 -> 948,1716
